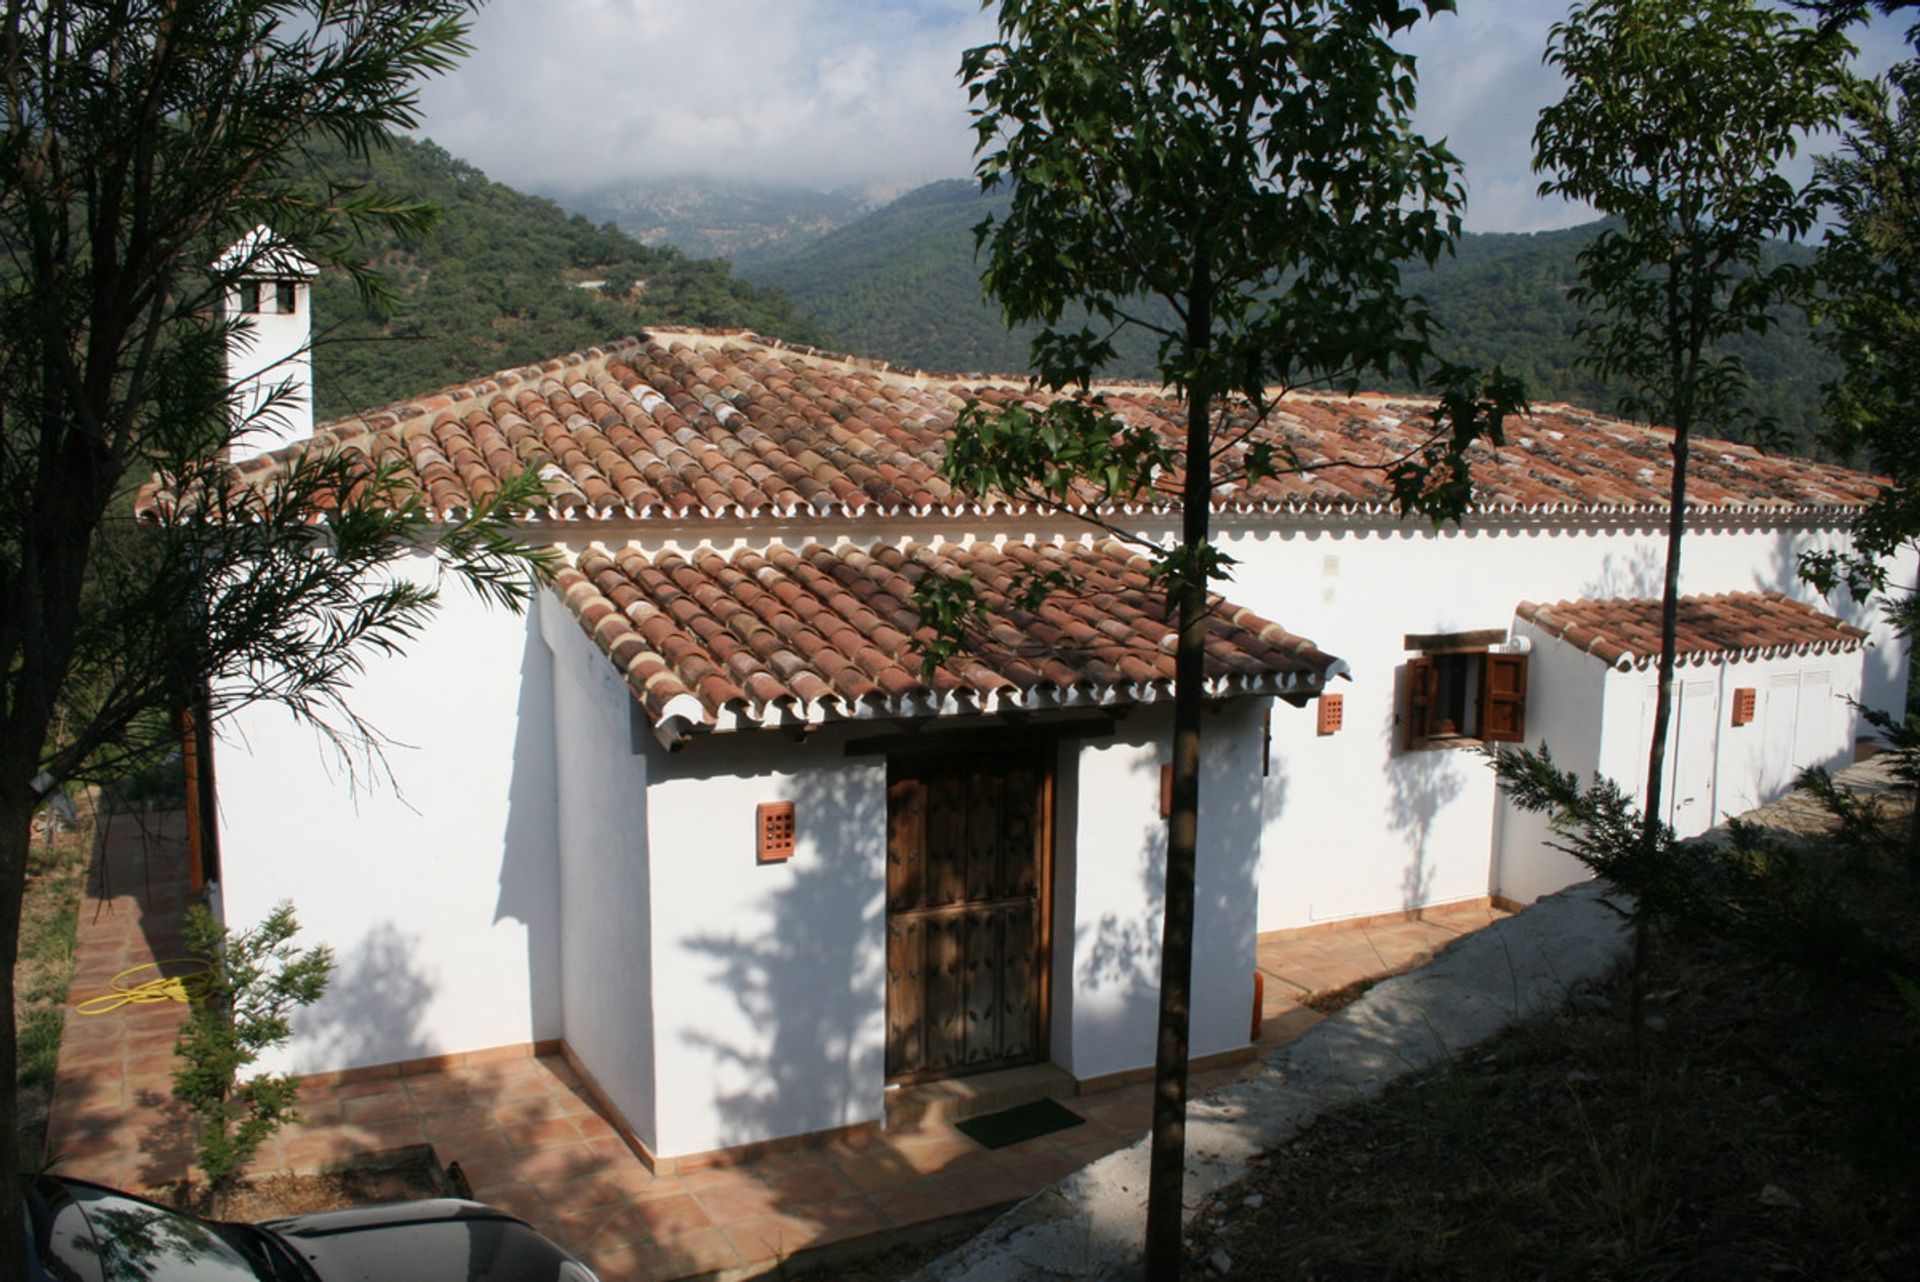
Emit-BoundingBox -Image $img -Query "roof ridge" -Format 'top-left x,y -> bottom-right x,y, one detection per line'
227,333 -> 653,478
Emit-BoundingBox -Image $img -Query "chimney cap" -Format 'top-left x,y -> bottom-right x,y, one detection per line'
215,224 -> 318,279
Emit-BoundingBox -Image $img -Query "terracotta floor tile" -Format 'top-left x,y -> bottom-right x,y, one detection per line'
724,1213 -> 828,1266
500,1116 -> 583,1153
625,1173 -> 694,1203
650,1226 -> 743,1277
541,1169 -> 629,1212
51,808 -> 1519,1282
341,1090 -> 415,1124
674,1164 -> 748,1192
548,1199 -> 622,1246
885,1128 -> 979,1174
404,1079 -> 475,1113
834,1154 -> 919,1194
451,1154 -> 532,1200
802,1194 -> 894,1244
492,1095 -> 567,1127
429,1124 -> 514,1164
498,1141 -> 601,1187
763,1163 -> 853,1206
473,1181 -> 550,1228
580,1237 -> 668,1282
283,1132 -> 365,1168
418,1104 -> 499,1140
620,1193 -> 713,1238
688,1174 -> 784,1223
286,1095 -> 345,1127
334,1076 -> 405,1100
871,1186 -> 964,1226
927,1166 -> 1033,1214
570,1112 -> 620,1143
343,1117 -> 426,1153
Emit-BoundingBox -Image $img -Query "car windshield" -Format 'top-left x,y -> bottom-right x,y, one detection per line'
36,1182 -> 267,1282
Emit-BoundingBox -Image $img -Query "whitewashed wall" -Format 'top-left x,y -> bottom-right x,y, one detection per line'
217,554 -> 563,1074
1493,617 -> 1608,904
215,508 -> 1909,1118
1053,701 -> 1264,1081
1494,619 -> 1866,903
1599,649 -> 1861,832
540,588 -> 658,1151
639,725 -> 889,1159
1206,515 -> 1911,931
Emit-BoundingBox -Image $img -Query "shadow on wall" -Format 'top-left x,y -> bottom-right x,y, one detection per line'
294,920 -> 437,1074
1073,707 -> 1268,1072
1382,666 -> 1465,913
495,610 -> 563,1044
1073,763 -> 1166,1045
1582,542 -> 1665,600
679,760 -> 885,1151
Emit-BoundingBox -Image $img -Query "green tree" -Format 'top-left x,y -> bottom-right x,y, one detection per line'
947,3 -> 1518,1274
172,902 -> 332,1215
1529,0 -> 1850,1020
0,3 -> 546,1267
1803,16 -> 1920,617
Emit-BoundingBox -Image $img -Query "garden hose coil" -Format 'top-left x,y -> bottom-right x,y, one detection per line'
74,960 -> 211,1015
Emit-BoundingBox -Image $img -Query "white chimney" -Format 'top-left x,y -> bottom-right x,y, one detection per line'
217,225 -> 318,462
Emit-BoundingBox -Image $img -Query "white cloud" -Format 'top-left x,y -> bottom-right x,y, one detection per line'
413,0 -> 995,195
412,1 -> 1911,231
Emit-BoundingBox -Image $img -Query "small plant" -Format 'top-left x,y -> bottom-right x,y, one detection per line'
172,902 -> 333,1212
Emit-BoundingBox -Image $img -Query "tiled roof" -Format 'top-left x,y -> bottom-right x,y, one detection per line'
552,537 -> 1346,742
1515,592 -> 1870,670
137,328 -> 1883,522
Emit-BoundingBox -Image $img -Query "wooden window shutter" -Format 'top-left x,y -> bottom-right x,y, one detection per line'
1480,653 -> 1529,743
1405,657 -> 1437,749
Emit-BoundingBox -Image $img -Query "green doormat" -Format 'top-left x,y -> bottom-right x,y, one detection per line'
957,1097 -> 1086,1149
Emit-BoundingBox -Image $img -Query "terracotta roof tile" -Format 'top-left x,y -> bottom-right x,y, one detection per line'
1515,592 -> 1869,670
554,537 -> 1346,742
136,329 -> 1884,521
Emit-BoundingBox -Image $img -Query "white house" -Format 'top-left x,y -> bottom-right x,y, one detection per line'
163,268 -> 1909,1170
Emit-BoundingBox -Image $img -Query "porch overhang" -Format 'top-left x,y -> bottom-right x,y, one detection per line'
551,537 -> 1349,751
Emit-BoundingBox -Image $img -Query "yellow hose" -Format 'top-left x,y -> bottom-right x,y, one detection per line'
74,960 -> 212,1015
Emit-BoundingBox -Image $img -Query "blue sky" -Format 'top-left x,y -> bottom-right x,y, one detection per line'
414,1 -> 1916,234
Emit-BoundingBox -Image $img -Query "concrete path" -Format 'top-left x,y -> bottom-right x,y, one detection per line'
909,879 -> 1631,1281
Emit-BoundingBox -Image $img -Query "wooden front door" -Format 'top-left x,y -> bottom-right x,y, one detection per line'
885,747 -> 1051,1083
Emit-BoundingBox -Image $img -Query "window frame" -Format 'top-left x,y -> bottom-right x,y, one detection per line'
1403,633 -> 1528,751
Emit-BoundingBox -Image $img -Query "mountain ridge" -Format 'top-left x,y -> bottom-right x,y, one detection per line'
741,179 -> 1837,450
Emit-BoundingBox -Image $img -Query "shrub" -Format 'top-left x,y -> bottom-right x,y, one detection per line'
172,902 -> 332,1211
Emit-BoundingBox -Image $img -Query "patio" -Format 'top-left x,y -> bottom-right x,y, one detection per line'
44,808 -> 1505,1281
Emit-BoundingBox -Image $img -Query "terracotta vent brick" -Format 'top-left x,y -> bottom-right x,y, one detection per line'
1317,694 -> 1344,736
756,801 -> 796,864
1731,687 -> 1757,727
1161,764 -> 1174,819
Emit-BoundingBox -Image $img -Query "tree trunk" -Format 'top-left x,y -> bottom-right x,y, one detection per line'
1143,318 -> 1215,1278
1634,419 -> 1690,1028
0,789 -> 36,1282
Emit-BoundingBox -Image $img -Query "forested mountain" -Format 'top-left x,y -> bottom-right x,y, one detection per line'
745,180 -> 1839,452
550,176 -> 873,266
305,137 -> 830,421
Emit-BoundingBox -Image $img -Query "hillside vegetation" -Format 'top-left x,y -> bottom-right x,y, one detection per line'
746,180 -> 1839,451
305,137 -> 830,422
552,175 -> 873,266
